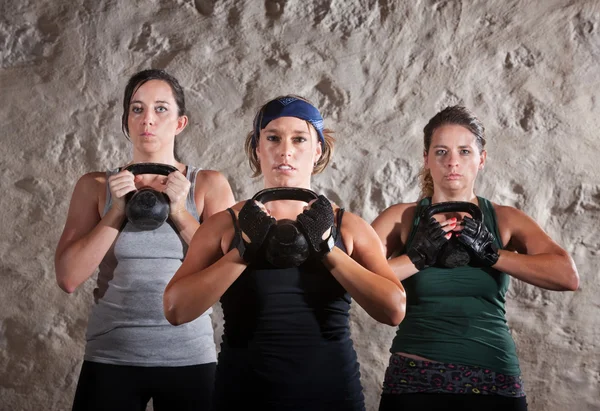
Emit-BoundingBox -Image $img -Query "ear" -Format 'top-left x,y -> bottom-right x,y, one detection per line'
314,139 -> 323,164
175,115 -> 189,136
423,150 -> 429,169
478,149 -> 487,170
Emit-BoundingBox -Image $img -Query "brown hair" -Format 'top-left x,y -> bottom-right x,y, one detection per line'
419,105 -> 486,198
244,95 -> 335,177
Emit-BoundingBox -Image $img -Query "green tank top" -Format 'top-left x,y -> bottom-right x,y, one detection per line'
390,196 -> 521,375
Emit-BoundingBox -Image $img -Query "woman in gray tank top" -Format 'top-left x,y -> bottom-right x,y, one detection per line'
55,69 -> 235,411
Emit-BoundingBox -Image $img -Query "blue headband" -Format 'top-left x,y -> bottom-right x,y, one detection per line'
252,97 -> 325,148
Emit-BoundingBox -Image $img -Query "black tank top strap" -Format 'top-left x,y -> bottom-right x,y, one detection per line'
334,207 -> 345,240
226,208 -> 242,252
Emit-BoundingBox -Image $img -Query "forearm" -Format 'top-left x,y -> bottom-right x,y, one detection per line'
55,208 -> 125,293
169,210 -> 201,245
387,254 -> 419,281
164,250 -> 247,325
494,250 -> 579,291
323,248 -> 406,326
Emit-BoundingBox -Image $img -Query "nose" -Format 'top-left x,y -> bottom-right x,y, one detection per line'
445,151 -> 459,168
142,110 -> 155,126
279,138 -> 293,158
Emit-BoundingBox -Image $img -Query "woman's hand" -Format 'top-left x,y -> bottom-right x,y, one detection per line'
164,170 -> 191,216
107,169 -> 137,215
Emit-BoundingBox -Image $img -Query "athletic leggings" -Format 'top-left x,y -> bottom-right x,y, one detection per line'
379,354 -> 527,411
72,360 -> 216,411
379,392 -> 528,410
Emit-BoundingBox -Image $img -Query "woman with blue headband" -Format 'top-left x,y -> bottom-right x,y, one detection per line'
163,95 -> 407,410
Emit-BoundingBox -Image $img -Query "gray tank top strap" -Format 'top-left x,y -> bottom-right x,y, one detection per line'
186,165 -> 202,222
102,168 -> 120,216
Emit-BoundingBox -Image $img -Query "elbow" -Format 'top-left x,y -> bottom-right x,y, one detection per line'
561,256 -> 580,291
385,309 -> 405,327
56,273 -> 77,294
163,306 -> 182,326
564,269 -> 580,292
163,292 -> 184,326
384,289 -> 407,327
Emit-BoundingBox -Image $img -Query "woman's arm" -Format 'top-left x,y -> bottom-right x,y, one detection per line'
494,204 -> 579,291
371,203 -> 420,281
166,170 -> 235,245
323,212 -> 406,326
54,173 -> 126,293
372,203 -> 456,281
198,170 -> 236,221
163,208 -> 247,326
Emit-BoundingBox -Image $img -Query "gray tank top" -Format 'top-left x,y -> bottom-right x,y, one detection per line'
84,165 -> 217,367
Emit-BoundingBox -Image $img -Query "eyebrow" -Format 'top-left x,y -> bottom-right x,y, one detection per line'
130,100 -> 171,105
432,144 -> 473,149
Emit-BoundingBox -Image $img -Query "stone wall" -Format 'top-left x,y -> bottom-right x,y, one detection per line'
1,1 -> 599,410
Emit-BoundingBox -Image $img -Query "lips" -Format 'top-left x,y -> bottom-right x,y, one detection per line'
275,163 -> 295,171
445,173 -> 462,179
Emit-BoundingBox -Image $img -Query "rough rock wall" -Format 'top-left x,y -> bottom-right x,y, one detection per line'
1,1 -> 599,410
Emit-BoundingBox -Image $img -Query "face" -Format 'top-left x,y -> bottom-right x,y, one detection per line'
127,79 -> 187,155
424,124 -> 486,193
256,116 -> 322,188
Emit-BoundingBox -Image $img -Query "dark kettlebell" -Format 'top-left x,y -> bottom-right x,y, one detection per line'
421,201 -> 484,268
124,163 -> 178,231
252,187 -> 319,268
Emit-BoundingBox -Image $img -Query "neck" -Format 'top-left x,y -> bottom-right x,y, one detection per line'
261,179 -> 313,219
431,189 -> 477,203
132,150 -> 177,166
263,178 -> 312,191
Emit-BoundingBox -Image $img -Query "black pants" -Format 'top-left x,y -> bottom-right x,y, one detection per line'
379,393 -> 528,411
72,360 -> 216,411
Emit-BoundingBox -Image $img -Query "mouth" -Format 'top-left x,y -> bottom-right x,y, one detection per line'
141,132 -> 154,137
274,163 -> 296,171
445,173 -> 462,180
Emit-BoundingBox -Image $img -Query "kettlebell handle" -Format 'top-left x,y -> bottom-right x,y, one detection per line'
422,201 -> 483,222
124,163 -> 178,177
252,187 -> 319,204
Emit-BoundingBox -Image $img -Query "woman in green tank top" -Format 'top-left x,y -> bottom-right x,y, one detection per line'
371,105 -> 579,411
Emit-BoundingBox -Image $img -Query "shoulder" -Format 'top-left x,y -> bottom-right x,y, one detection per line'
372,201 -> 419,228
489,202 -> 528,226
193,169 -> 232,197
74,171 -> 106,194
194,169 -> 229,186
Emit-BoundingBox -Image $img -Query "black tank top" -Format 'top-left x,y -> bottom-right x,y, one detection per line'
214,209 -> 365,411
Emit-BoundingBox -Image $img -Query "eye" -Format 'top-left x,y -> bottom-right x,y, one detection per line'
131,106 -> 142,114
435,149 -> 446,156
460,149 -> 471,155
293,136 -> 307,143
156,106 -> 167,113
266,135 -> 280,142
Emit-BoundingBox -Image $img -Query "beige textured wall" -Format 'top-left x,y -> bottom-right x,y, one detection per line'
1,1 -> 599,410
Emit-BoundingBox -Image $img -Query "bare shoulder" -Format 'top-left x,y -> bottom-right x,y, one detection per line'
490,202 -> 530,228
74,171 -> 106,196
371,201 -> 418,229
194,169 -> 230,191
195,169 -> 227,183
336,209 -> 378,255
